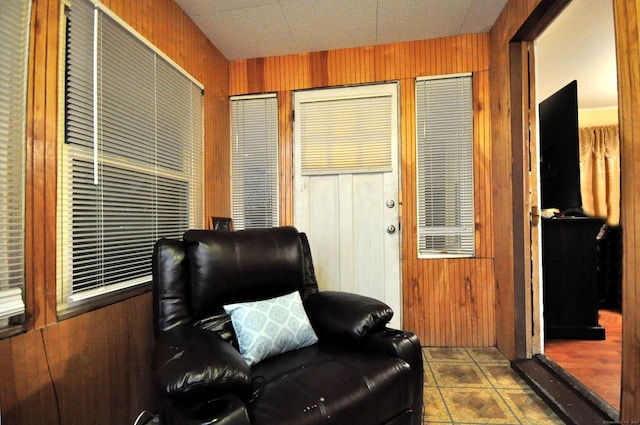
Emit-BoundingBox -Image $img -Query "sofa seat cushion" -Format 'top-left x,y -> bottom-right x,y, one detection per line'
248,343 -> 414,425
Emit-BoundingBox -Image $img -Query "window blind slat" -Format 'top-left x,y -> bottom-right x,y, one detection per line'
231,96 -> 279,230
416,75 -> 475,258
0,0 -> 30,328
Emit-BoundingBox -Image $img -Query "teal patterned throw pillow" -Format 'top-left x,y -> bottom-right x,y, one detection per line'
223,291 -> 319,366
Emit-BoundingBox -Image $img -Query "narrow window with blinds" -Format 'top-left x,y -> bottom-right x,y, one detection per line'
416,74 -> 475,258
58,0 -> 204,315
0,0 -> 31,332
231,95 -> 279,230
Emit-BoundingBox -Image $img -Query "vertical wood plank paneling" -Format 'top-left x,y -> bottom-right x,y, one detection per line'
614,0 -> 640,419
229,34 -> 495,347
44,0 -> 60,327
23,0 -> 37,331
278,91 -> 294,225
10,0 -> 230,423
0,331 -> 59,424
489,0 -> 537,359
0,294 -> 154,425
27,0 -> 51,330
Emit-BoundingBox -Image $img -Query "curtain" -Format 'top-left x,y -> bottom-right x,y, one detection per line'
579,125 -> 620,225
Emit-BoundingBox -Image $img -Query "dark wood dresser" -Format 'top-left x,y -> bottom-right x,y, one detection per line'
542,217 -> 606,340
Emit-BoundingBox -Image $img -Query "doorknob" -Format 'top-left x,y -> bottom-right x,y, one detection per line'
386,224 -> 396,234
386,200 -> 395,208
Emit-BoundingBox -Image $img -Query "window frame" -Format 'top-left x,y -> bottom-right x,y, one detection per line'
230,93 -> 279,230
57,0 -> 204,317
415,73 -> 475,259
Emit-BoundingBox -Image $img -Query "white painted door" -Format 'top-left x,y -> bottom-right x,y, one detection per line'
293,83 -> 402,328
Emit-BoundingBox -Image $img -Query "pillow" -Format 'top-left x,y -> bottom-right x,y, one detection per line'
223,291 -> 318,366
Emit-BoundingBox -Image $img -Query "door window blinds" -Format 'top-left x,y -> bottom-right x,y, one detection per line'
231,95 -> 279,230
0,0 -> 31,330
416,74 -> 475,258
298,94 -> 393,175
59,0 -> 203,313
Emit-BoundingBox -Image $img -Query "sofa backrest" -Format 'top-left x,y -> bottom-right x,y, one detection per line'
183,226 -> 304,314
152,226 -> 319,337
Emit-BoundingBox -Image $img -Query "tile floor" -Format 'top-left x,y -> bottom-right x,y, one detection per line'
422,347 -> 565,425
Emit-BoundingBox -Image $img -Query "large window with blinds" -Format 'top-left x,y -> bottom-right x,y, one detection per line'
416,74 -> 475,258
58,0 -> 204,315
230,95 -> 279,230
0,0 -> 31,332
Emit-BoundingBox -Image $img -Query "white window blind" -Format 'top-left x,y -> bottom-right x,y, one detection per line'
299,95 -> 392,175
416,74 -> 475,258
58,0 -> 203,313
0,0 -> 31,329
231,95 -> 279,230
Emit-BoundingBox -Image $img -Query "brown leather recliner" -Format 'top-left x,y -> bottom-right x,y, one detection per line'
151,226 -> 423,425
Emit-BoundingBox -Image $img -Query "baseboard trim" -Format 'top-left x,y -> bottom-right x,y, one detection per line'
511,355 -> 619,425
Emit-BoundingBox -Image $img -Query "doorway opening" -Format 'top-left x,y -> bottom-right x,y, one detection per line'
510,0 -> 621,419
535,0 -> 621,412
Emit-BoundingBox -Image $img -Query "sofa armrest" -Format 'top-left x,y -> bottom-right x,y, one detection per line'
360,328 -> 424,425
304,291 -> 393,343
153,326 -> 252,403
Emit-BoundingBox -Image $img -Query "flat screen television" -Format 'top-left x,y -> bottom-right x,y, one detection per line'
539,80 -> 582,211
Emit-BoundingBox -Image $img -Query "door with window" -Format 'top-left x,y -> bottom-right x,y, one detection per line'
293,83 -> 401,329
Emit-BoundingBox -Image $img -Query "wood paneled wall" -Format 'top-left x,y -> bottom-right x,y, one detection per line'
230,34 -> 496,347
488,0 -> 543,363
1,0 -> 229,423
0,294 -> 153,424
614,0 -> 640,419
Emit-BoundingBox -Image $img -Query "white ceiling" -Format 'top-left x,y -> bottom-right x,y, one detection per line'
175,0 -> 617,110
175,0 -> 509,60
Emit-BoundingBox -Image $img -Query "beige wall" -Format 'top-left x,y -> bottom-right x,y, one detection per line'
579,107 -> 619,127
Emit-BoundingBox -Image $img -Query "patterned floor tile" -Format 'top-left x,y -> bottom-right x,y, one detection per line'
422,388 -> 451,422
501,389 -> 565,425
431,362 -> 491,388
423,347 -> 472,363
466,347 -> 511,363
420,347 -> 564,425
479,363 -> 528,389
423,362 -> 438,387
440,388 -> 519,424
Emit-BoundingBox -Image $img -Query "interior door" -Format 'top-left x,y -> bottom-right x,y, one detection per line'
510,41 -> 542,358
293,83 -> 402,329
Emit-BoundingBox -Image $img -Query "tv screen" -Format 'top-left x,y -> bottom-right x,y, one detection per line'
539,80 -> 582,211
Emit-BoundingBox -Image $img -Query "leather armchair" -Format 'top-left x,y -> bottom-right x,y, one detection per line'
151,226 -> 423,425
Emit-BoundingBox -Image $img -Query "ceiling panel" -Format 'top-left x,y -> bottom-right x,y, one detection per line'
376,0 -> 470,44
279,0 -> 378,53
175,0 -> 509,60
190,2 -> 293,60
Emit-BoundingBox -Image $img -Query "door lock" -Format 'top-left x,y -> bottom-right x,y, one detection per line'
386,200 -> 395,208
386,224 -> 396,234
